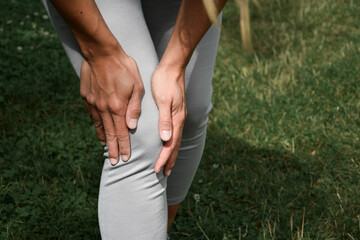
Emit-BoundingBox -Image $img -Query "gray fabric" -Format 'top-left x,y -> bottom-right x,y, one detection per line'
42,0 -> 221,239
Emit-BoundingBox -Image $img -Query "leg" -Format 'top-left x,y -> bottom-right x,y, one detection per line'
167,203 -> 181,232
42,0 -> 169,239
141,0 -> 222,230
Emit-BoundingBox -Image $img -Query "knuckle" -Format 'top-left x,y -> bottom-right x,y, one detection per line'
96,100 -> 108,112
137,83 -> 144,93
128,103 -> 141,115
112,116 -> 123,125
93,120 -> 103,128
80,89 -> 87,98
160,117 -> 172,125
169,145 -> 175,152
127,56 -> 137,66
86,95 -> 96,106
109,101 -> 125,114
105,133 -> 117,141
158,95 -> 170,104
116,132 -> 129,142
180,111 -> 187,122
160,113 -> 172,123
174,110 -> 187,125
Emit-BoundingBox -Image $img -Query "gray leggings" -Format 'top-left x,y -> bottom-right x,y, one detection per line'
42,0 -> 221,238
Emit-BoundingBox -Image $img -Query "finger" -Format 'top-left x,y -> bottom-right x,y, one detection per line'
155,138 -> 173,174
158,102 -> 172,141
80,60 -> 90,100
99,111 -> 119,165
126,86 -> 143,129
82,98 -> 91,117
111,104 -> 131,162
163,148 -> 179,177
88,104 -> 106,146
155,119 -> 183,174
163,124 -> 184,176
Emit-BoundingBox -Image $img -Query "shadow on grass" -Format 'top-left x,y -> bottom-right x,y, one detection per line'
172,123 -> 359,239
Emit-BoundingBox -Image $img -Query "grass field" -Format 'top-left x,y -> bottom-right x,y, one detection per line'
1,0 -> 359,239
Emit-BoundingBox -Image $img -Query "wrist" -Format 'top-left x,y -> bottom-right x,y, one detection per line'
71,15 -> 125,61
158,54 -> 188,76
79,36 -> 126,61
159,36 -> 192,72
156,63 -> 185,83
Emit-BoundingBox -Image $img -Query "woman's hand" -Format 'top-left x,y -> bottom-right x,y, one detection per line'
149,0 -> 227,176
48,0 -> 145,165
80,46 -> 144,165
151,67 -> 187,176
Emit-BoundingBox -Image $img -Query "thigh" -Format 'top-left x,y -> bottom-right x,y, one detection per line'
142,0 -> 222,204
42,0 -> 168,239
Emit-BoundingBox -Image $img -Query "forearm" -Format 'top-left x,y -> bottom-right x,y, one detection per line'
50,0 -> 123,59
159,0 -> 227,71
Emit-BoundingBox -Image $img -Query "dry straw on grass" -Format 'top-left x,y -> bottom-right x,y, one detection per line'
202,0 -> 220,25
236,0 -> 253,51
203,0 -> 255,51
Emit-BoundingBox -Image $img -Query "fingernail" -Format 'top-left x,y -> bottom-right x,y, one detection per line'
129,119 -> 138,129
103,152 -> 109,157
104,145 -> 108,151
100,141 -> 106,146
165,169 -> 172,176
161,130 -> 171,141
109,158 -> 118,165
121,155 -> 129,162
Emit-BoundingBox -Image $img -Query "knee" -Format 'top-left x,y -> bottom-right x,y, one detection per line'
129,97 -> 162,163
183,101 -> 212,137
99,100 -> 166,198
101,92 -> 162,173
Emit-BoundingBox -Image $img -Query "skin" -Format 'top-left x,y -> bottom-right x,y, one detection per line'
49,0 -> 227,233
161,0 -> 228,229
49,0 -> 143,165
153,0 -> 228,176
168,203 -> 181,232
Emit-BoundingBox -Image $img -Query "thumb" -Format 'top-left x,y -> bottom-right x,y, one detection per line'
158,104 -> 172,141
126,91 -> 142,129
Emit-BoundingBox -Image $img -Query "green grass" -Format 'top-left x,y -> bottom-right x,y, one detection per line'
1,0 -> 359,239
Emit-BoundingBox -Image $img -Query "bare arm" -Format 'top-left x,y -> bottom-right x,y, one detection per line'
152,0 -> 227,175
160,0 -> 227,71
50,0 -> 121,58
50,0 -> 144,165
